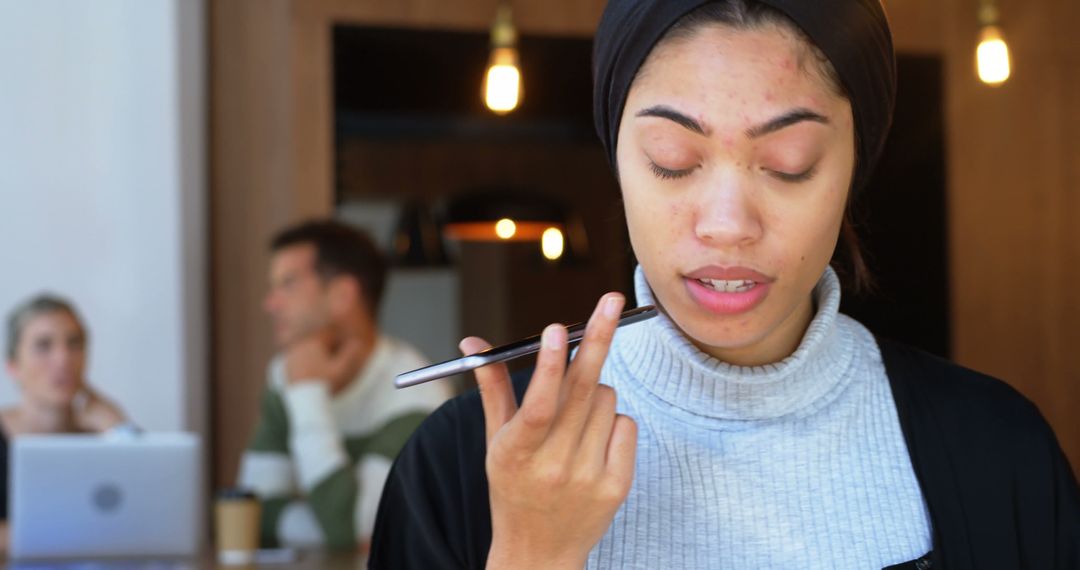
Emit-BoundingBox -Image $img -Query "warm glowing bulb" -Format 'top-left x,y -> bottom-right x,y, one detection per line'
541,227 -> 564,260
484,47 -> 521,113
976,25 -> 1011,85
495,218 -> 517,239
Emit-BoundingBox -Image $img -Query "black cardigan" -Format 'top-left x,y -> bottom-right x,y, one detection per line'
369,338 -> 1080,569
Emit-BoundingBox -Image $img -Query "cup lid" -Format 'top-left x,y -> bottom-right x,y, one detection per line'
216,487 -> 258,500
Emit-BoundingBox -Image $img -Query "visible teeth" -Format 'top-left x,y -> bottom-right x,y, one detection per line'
698,278 -> 756,293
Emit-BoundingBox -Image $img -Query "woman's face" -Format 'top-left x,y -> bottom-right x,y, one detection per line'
617,23 -> 855,366
6,311 -> 87,407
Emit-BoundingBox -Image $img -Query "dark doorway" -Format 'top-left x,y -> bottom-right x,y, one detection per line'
842,55 -> 950,358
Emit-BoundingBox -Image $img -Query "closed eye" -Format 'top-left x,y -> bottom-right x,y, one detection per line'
649,161 -> 696,180
767,166 -> 817,183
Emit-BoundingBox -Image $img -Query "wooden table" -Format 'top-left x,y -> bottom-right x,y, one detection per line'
0,549 -> 365,569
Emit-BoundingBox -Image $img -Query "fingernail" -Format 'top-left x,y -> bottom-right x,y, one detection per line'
542,324 -> 565,350
603,295 -> 624,319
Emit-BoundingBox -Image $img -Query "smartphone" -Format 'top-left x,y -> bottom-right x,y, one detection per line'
394,305 -> 658,388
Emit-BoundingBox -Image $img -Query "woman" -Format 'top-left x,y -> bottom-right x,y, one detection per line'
1,295 -> 131,523
370,1 -> 1080,568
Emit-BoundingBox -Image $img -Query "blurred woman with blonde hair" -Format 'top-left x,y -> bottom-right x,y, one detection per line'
1,294 -> 132,526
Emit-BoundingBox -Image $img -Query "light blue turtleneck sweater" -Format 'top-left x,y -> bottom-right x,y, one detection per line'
588,267 -> 932,569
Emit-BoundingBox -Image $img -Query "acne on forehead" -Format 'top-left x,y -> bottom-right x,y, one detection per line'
756,29 -> 845,99
627,32 -> 852,145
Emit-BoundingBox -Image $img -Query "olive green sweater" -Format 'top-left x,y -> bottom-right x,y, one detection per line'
238,335 -> 453,549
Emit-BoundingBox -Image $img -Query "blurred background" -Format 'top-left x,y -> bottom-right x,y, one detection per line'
0,0 -> 1076,492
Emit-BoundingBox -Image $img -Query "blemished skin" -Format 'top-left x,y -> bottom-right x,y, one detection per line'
617,22 -> 855,368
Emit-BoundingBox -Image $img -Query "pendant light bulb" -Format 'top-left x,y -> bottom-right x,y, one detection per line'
484,5 -> 522,114
976,25 -> 1011,85
541,227 -> 565,261
494,218 -> 517,240
975,3 -> 1010,86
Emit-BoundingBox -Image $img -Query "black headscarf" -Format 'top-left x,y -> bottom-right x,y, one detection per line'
592,0 -> 895,193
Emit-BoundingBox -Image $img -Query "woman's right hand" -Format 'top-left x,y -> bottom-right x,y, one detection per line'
460,293 -> 638,570
74,385 -> 125,433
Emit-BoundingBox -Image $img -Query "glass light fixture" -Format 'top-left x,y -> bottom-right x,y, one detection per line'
494,218 -> 517,240
483,5 -> 522,114
976,2 -> 1011,86
441,190 -> 589,264
443,191 -> 562,243
541,227 -> 565,260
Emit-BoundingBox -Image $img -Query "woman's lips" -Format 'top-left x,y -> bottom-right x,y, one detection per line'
683,266 -> 775,315
685,265 -> 774,282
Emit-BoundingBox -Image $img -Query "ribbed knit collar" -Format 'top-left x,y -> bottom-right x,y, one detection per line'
610,265 -> 854,423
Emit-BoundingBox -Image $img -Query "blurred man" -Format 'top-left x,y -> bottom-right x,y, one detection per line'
238,220 -> 452,551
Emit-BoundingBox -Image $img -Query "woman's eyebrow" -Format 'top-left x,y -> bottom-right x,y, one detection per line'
635,105 -> 828,140
635,105 -> 709,136
745,108 -> 829,139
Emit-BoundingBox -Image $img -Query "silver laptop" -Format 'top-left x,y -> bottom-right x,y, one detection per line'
9,432 -> 202,560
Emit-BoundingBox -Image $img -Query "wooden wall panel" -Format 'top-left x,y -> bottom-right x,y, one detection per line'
298,0 -> 606,36
943,0 -> 1080,468
882,0 -> 944,54
210,0 -> 334,487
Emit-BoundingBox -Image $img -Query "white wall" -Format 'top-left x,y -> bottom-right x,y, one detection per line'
0,0 -> 206,433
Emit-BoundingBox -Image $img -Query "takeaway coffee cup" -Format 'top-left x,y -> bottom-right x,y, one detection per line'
215,488 -> 261,565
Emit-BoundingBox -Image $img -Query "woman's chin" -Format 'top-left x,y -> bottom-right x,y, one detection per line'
669,316 -> 770,359
659,287 -> 809,365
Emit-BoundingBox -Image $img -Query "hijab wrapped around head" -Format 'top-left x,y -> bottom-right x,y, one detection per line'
592,0 -> 896,193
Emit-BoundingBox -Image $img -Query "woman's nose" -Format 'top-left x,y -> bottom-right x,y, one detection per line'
693,169 -> 764,247
52,345 -> 78,368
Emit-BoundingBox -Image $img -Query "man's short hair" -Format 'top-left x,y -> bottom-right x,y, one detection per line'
270,219 -> 387,316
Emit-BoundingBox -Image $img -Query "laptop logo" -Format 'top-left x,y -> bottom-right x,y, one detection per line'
92,482 -> 123,513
